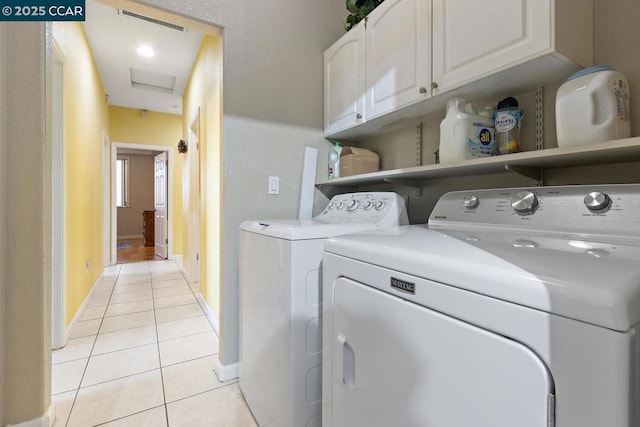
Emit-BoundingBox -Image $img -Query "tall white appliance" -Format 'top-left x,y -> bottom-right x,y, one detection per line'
239,192 -> 408,427
323,184 -> 640,427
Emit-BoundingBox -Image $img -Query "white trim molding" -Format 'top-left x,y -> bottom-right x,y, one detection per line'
169,254 -> 184,271
195,292 -> 219,335
111,142 -> 175,262
215,360 -> 239,382
6,403 -> 55,427
64,270 -> 108,341
116,234 -> 143,240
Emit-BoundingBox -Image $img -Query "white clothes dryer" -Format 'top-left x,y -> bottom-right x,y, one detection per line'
322,184 -> 640,427
239,192 -> 408,427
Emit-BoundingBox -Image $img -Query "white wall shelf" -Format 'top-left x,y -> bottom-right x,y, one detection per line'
317,137 -> 640,188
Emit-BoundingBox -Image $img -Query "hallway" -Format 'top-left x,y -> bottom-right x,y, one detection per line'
51,260 -> 257,426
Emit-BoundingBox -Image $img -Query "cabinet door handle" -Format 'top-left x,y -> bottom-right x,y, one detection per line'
430,81 -> 439,90
356,113 -> 362,120
419,86 -> 427,94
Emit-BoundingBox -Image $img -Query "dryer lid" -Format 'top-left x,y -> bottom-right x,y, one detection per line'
325,226 -> 640,331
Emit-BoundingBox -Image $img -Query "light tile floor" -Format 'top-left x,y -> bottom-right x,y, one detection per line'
52,260 -> 258,427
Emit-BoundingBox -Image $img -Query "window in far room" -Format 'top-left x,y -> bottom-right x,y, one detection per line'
116,157 -> 130,207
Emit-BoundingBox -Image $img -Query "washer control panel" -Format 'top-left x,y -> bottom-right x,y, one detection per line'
319,192 -> 408,226
429,184 -> 640,239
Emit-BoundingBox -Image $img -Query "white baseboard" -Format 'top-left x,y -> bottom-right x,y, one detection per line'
7,403 -> 55,427
215,360 -> 239,382
63,271 -> 108,342
195,292 -> 220,335
169,254 -> 183,270
117,234 -> 143,240
194,291 -> 229,380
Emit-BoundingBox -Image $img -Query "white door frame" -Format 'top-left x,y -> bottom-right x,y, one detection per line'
111,142 -> 173,262
187,109 -> 200,283
52,45 -> 66,349
103,130 -> 111,266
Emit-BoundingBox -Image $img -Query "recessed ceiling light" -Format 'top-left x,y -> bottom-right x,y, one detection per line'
136,45 -> 155,58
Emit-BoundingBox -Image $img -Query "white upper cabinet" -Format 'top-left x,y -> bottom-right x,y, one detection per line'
431,0 -> 592,94
323,0 -> 593,139
365,0 -> 431,120
324,22 -> 366,136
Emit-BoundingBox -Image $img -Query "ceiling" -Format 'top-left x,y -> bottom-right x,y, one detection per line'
82,0 -> 204,115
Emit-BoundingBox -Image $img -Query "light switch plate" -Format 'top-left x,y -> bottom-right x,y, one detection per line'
268,176 -> 279,195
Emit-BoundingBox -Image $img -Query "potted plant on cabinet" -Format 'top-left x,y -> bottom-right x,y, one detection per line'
345,0 -> 385,30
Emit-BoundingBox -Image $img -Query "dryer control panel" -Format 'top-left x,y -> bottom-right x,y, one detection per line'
317,192 -> 409,226
429,184 -> 640,241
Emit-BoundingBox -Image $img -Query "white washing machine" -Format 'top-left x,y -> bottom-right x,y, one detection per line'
322,184 -> 640,427
239,192 -> 408,427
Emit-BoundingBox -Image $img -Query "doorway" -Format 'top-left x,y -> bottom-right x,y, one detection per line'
111,143 -> 173,264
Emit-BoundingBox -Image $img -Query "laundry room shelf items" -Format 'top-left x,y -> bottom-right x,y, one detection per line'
316,137 -> 640,187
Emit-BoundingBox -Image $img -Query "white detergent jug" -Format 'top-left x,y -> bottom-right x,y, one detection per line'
440,99 -> 496,163
466,104 -> 496,159
439,98 -> 470,164
556,65 -> 631,147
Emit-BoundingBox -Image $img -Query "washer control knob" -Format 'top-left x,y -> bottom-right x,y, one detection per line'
464,196 -> 479,209
335,201 -> 345,210
584,191 -> 610,211
347,200 -> 359,211
328,202 -> 336,210
374,201 -> 385,211
511,191 -> 539,214
363,201 -> 373,210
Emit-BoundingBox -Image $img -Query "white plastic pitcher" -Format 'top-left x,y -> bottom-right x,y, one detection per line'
556,65 -> 631,147
439,98 -> 469,164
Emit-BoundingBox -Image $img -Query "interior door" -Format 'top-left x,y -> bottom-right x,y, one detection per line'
154,152 -> 168,259
331,277 -> 554,427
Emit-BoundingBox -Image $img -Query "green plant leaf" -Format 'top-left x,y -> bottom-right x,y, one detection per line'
346,0 -> 359,14
344,0 -> 384,31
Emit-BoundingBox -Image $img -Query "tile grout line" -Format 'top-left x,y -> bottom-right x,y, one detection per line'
61,260 -> 189,426
181,269 -> 217,334
75,367 -> 163,392
63,263 -> 123,427
150,265 -> 171,427
164,377 -> 239,406
93,404 -> 166,427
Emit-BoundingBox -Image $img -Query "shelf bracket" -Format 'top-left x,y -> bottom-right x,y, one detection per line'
535,87 -> 544,151
504,164 -> 543,184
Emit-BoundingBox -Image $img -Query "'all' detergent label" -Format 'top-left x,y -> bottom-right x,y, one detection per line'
467,122 -> 496,158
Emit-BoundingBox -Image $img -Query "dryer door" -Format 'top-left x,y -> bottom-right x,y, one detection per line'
331,278 -> 554,427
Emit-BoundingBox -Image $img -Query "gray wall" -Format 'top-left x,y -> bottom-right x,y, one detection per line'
117,153 -> 155,238
0,22 -> 51,425
137,0 -> 346,364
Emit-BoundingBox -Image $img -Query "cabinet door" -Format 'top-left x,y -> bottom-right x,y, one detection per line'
432,0 -> 552,94
365,0 -> 431,120
324,23 -> 366,136
330,277 -> 554,427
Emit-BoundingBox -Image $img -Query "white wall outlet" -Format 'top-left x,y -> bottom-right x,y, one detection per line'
268,176 -> 280,195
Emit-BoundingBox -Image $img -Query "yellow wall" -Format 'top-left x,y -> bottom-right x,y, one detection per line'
108,106 -> 184,256
53,22 -> 110,326
182,35 -> 223,315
